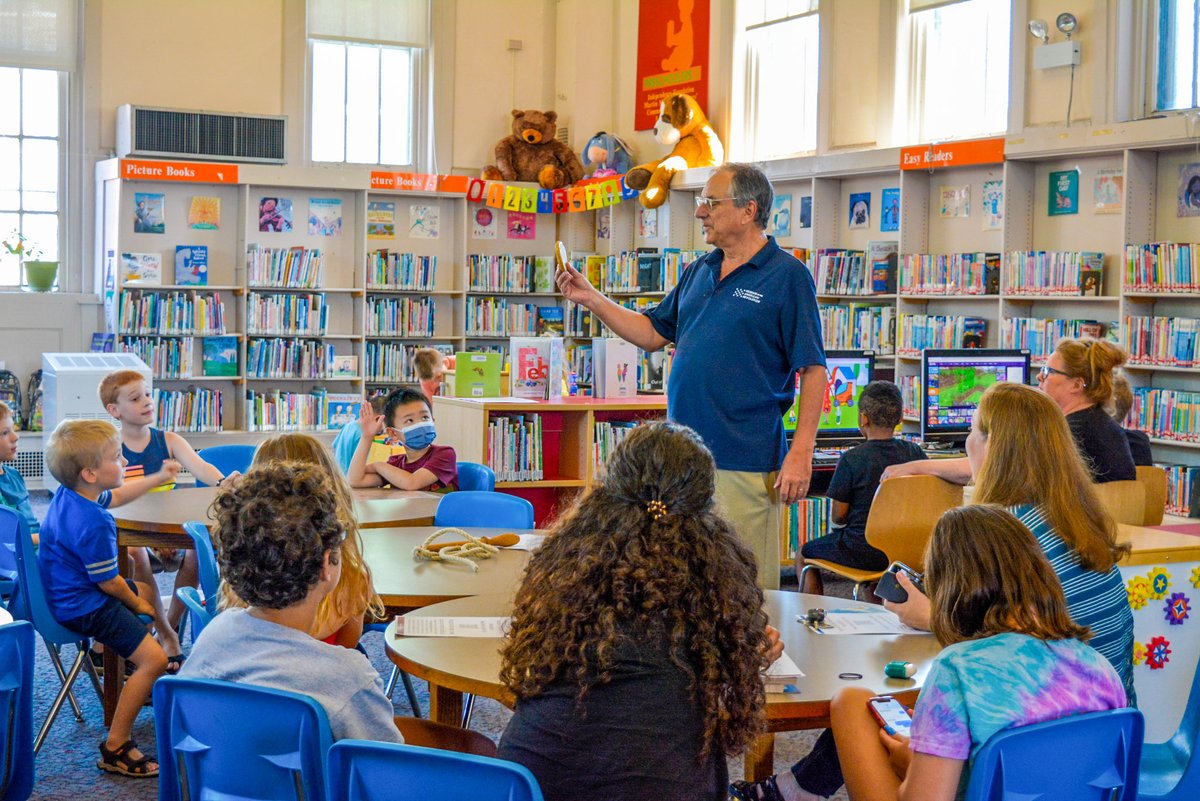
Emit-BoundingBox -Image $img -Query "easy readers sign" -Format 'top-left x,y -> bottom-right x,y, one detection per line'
900,137 -> 1005,171
120,159 -> 238,183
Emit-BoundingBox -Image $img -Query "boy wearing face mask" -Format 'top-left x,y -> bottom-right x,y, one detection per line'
348,388 -> 459,491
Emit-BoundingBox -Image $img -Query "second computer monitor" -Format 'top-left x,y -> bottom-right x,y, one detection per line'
920,348 -> 1031,446
784,349 -> 876,442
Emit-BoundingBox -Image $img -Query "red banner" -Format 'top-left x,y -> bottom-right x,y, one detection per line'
635,0 -> 710,131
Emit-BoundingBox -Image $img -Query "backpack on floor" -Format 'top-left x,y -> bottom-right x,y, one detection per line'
0,369 -> 22,429
25,369 -> 43,431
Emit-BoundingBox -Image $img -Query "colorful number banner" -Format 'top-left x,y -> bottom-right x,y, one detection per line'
371,170 -> 639,215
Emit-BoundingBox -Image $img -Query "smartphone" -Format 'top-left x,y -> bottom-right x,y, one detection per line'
554,240 -> 570,273
874,561 -> 925,604
868,696 -> 913,736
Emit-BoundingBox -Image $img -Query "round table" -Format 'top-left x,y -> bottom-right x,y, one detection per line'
384,590 -> 942,779
359,526 -> 538,610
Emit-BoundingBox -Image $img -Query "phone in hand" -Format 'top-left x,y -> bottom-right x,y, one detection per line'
868,695 -> 913,736
874,561 -> 925,604
554,240 -> 570,273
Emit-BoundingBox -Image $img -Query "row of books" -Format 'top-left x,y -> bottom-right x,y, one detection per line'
466,297 -> 553,336
1130,387 -> 1200,443
598,249 -> 703,294
594,421 -> 640,477
1005,250 -> 1104,297
247,292 -> 328,336
246,389 -> 337,432
367,296 -> 436,337
364,342 -> 427,383
505,304 -> 541,337
1124,243 -> 1200,293
118,290 -> 227,335
899,374 -> 919,419
367,251 -> 438,291
468,254 -> 537,293
486,413 -> 544,482
780,497 -> 833,561
896,315 -> 986,355
153,386 -> 223,433
246,339 -> 340,379
247,245 -> 324,289
567,342 -> 594,385
813,243 -> 898,296
121,336 -> 195,379
818,303 -> 896,355
565,301 -> 599,337
1000,318 -> 1105,363
1163,464 -> 1199,516
1123,315 -> 1200,368
900,253 -> 1000,296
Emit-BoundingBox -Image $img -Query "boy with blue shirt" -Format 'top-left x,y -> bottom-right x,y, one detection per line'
39,419 -> 176,778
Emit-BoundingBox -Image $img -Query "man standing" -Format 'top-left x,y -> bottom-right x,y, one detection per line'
556,163 -> 826,589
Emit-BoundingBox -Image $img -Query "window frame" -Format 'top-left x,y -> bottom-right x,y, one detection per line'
1150,0 -> 1200,114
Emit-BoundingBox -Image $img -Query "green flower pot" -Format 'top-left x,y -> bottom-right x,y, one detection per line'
24,260 -> 58,292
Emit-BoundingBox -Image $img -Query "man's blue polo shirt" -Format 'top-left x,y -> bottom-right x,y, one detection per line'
645,236 -> 825,473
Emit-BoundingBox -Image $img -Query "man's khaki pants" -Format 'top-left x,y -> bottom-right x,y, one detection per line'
714,469 -> 781,590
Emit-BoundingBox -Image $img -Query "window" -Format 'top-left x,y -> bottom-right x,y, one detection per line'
736,0 -> 820,160
1155,0 -> 1200,111
905,0 -> 1010,143
307,0 -> 427,166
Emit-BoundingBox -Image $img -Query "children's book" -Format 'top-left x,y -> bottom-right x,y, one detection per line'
133,192 -> 165,233
327,393 -> 362,428
332,355 -> 359,377
202,336 -> 239,376
174,245 -> 209,285
91,332 -> 115,353
636,248 -> 661,292
961,318 -> 987,349
188,195 -> 221,230
510,337 -> 565,400
453,351 -> 503,398
866,241 -> 898,294
593,338 -> 638,398
537,306 -> 564,335
122,252 -> 163,286
533,255 -> 555,293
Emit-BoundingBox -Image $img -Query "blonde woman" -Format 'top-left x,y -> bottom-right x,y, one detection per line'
219,433 -> 384,647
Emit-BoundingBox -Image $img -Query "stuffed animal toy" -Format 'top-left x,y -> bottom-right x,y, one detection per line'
482,109 -> 585,190
625,93 -> 723,209
581,132 -> 634,178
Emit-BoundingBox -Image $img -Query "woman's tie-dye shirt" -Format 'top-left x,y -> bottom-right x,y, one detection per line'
909,632 -> 1126,767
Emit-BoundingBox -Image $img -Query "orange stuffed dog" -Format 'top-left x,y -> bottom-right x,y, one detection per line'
625,93 -> 723,209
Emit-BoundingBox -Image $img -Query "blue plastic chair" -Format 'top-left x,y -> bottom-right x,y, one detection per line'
965,708 -> 1143,801
455,462 -> 496,492
0,507 -> 18,610
194,444 -> 256,487
0,619 -> 35,801
1140,645 -> 1200,800
434,491 -> 534,529
7,506 -> 104,754
155,676 -> 333,801
182,520 -> 220,611
327,739 -> 544,801
175,586 -> 212,640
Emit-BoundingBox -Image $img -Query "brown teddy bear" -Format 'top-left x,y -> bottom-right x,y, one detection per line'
482,109 -> 585,190
625,93 -> 723,209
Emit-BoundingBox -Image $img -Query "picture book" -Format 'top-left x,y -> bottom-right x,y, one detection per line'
327,393 -> 362,429
866,241 -> 899,294
91,332 -> 115,353
121,252 -> 162,286
584,255 -> 606,287
367,201 -> 396,237
453,351 -> 502,398
537,306 -> 564,335
533,255 -> 555,293
939,185 -> 970,218
1093,170 -> 1123,214
409,204 -> 440,239
188,196 -> 220,230
1048,170 -> 1080,216
510,337 -> 565,400
1179,163 -> 1200,217
174,245 -> 209,285
639,207 -> 658,239
880,188 -> 900,232
258,197 -> 293,232
636,247 -> 662,292
596,208 -> 611,240
982,180 -> 1003,230
332,354 -> 359,377
770,194 -> 792,238
507,211 -> 535,240
1079,268 -> 1103,296
202,336 -> 239,377
960,318 -> 987,349
133,192 -> 165,234
472,206 -> 498,239
593,338 -> 638,398
848,192 -> 870,229
308,198 -> 343,236
799,196 -> 812,228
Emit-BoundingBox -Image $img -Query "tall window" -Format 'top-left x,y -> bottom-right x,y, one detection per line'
1155,0 -> 1200,111
906,0 -> 1010,143
307,0 -> 427,166
737,0 -> 819,160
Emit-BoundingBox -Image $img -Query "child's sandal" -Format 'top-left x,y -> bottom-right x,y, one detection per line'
98,739 -> 159,778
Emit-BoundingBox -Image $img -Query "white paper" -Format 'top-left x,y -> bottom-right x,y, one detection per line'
764,650 -> 804,692
393,616 -> 511,638
505,533 -> 547,551
802,609 -> 931,636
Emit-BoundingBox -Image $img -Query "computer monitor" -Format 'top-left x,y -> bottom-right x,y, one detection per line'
920,348 -> 1031,446
784,349 -> 876,442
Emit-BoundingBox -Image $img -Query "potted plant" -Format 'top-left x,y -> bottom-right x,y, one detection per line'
2,230 -> 58,291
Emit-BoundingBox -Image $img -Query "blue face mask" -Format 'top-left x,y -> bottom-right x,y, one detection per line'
401,421 -> 436,451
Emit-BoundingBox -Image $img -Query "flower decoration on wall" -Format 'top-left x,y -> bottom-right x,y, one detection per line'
1191,566 -> 1200,588
1148,567 -> 1172,600
1127,575 -> 1151,610
1133,641 -> 1147,666
1165,592 -> 1192,626
1146,636 -> 1172,670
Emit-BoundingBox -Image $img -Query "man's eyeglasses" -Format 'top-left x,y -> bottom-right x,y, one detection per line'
1038,365 -> 1072,380
694,196 -> 737,210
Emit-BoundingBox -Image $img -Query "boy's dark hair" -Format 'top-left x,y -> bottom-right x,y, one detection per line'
211,461 -> 344,609
368,393 -> 388,415
858,380 -> 903,430
384,387 -> 431,427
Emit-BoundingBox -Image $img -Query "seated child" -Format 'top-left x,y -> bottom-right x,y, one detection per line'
39,420 -> 176,778
220,433 -> 384,648
1111,374 -> 1153,467
99,369 -> 233,631
0,400 -> 39,542
329,393 -> 399,475
348,388 -> 458,491
828,505 -> 1125,801
797,381 -> 925,595
413,347 -> 451,404
182,461 -> 402,744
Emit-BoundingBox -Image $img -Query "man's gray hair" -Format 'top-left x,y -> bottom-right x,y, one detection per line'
720,163 -> 773,230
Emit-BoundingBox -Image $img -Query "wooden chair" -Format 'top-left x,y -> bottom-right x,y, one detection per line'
800,475 -> 964,600
1093,480 -> 1147,526
394,717 -> 498,758
1137,465 -> 1168,526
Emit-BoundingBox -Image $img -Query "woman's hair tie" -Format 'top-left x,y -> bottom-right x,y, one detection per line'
646,499 -> 668,522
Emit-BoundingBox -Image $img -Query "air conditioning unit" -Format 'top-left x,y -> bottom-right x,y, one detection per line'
42,353 -> 152,491
116,104 -> 287,164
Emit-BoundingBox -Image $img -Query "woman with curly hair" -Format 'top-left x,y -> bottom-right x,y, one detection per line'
219,433 -> 384,647
497,421 -> 772,801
